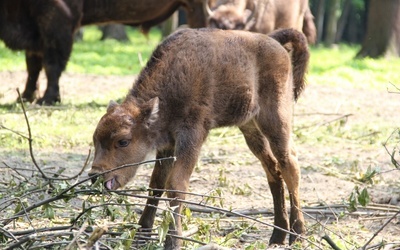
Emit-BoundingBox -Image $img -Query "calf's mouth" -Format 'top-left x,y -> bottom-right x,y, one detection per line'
104,176 -> 121,190
88,172 -> 121,190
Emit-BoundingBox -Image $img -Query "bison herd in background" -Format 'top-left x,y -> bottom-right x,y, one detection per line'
0,0 -> 315,105
1,0 -> 315,248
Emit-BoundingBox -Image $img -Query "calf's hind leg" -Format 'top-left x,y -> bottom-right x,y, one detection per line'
255,107 -> 305,244
239,122 -> 289,245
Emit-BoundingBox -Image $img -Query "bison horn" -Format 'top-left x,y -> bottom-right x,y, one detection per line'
203,0 -> 213,17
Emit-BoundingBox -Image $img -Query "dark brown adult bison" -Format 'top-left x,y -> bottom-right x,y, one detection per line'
0,0 -> 206,104
204,0 -> 317,44
89,28 -> 309,248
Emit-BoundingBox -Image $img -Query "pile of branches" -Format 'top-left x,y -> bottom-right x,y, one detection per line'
1,91 -> 399,249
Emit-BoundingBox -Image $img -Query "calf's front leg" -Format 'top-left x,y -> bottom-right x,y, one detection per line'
139,149 -> 175,230
163,130 -> 205,249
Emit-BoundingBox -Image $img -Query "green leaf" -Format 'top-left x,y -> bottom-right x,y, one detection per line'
358,188 -> 370,207
45,205 -> 55,219
348,188 -> 358,212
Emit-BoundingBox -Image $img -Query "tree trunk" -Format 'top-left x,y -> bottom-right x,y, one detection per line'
324,0 -> 340,46
356,0 -> 400,58
315,0 -> 326,43
334,0 -> 352,43
100,24 -> 129,41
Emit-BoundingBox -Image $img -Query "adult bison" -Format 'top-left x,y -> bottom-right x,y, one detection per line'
89,28 -> 309,248
204,0 -> 317,44
0,0 -> 206,105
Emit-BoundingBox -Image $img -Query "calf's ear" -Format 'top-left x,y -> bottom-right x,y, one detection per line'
107,100 -> 119,112
140,97 -> 159,127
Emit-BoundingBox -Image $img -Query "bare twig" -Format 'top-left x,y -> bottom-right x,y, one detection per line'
16,88 -> 48,180
382,128 -> 399,169
2,162 -> 31,183
147,188 -> 223,199
361,209 -> 400,250
6,225 -> 74,237
296,113 -> 353,131
387,82 -> 400,94
0,124 -> 29,139
322,234 -> 342,250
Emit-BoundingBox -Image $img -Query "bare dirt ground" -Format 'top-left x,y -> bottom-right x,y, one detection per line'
1,71 -> 400,249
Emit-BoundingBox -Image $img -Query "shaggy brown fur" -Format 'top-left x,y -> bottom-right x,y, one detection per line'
205,0 -> 317,44
0,0 -> 207,104
89,28 -> 309,248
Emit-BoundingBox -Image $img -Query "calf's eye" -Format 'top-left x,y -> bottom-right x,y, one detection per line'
117,139 -> 130,147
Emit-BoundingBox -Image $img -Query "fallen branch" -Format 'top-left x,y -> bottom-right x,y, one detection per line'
361,209 -> 400,250
322,234 -> 342,250
296,113 -> 353,131
85,226 -> 107,248
1,157 -> 176,227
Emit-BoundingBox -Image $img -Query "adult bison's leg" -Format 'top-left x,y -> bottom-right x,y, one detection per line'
36,8 -> 75,105
163,128 -> 206,249
256,98 -> 305,245
239,122 -> 289,245
22,51 -> 43,102
38,39 -> 72,105
138,148 -> 175,230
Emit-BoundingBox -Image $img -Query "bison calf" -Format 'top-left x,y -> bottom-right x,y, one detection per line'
89,28 -> 309,248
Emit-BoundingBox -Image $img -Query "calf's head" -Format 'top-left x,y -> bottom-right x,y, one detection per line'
89,98 -> 159,190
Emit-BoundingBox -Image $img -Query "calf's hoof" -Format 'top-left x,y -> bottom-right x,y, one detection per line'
269,228 -> 286,246
289,220 -> 305,245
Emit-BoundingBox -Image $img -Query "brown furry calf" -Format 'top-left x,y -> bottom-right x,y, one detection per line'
89,28 -> 309,248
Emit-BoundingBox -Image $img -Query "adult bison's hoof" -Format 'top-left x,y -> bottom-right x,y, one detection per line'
36,94 -> 61,105
20,90 -> 37,103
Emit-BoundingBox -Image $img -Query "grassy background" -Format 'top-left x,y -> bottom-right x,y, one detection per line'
0,27 -> 161,151
1,27 -> 399,85
0,26 -> 162,75
1,26 -> 399,151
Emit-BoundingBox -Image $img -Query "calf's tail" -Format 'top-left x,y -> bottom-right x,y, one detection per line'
269,28 -> 309,101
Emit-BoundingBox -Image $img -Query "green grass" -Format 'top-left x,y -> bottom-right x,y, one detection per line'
2,29 -> 400,88
309,44 -> 400,89
1,35 -> 400,151
68,27 -> 162,75
0,26 -> 162,151
0,26 -> 162,75
1,30 -> 399,149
